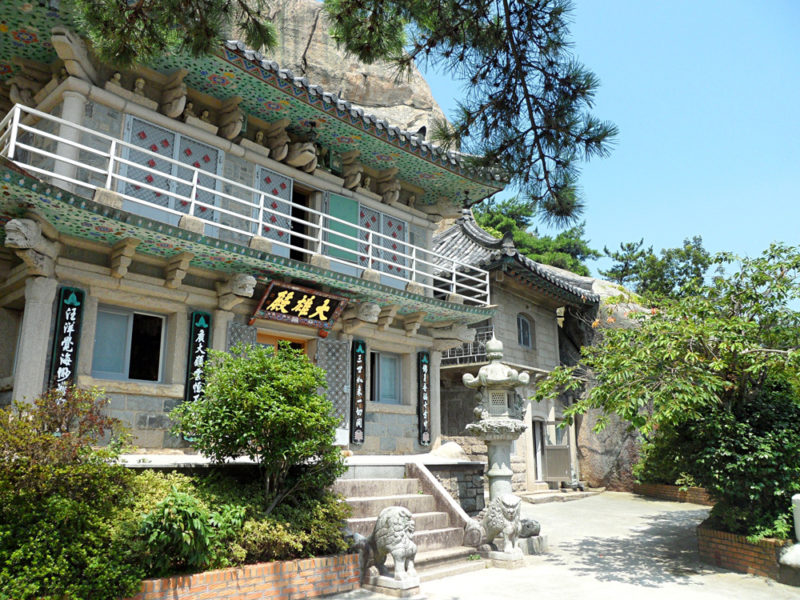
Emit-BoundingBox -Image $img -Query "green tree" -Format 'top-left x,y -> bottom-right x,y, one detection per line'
326,0 -> 617,225
600,236 -> 712,300
170,343 -> 346,514
71,0 -> 278,67
598,239 -> 651,287
533,244 -> 800,538
474,197 -> 599,275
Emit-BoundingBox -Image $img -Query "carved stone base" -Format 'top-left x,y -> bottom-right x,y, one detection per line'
363,574 -> 422,598
485,548 -> 525,569
519,534 -> 549,555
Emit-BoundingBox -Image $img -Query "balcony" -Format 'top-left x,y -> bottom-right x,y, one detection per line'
441,325 -> 494,366
0,104 -> 490,306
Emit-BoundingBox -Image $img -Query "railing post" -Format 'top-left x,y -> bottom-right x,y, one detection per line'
410,246 -> 417,283
451,261 -> 457,295
7,105 -> 20,161
317,214 -> 325,254
255,192 -> 264,236
367,232 -> 373,268
189,169 -> 199,216
105,139 -> 117,190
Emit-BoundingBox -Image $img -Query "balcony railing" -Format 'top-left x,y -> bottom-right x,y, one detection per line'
441,325 -> 494,366
0,104 -> 490,305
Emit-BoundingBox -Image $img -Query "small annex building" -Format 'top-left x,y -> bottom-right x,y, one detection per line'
433,209 -> 600,491
0,2 -> 508,455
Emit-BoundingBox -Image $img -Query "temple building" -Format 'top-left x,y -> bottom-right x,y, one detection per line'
434,211 -> 599,489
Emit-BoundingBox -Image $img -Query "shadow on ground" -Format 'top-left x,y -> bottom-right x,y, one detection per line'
542,508 -> 712,587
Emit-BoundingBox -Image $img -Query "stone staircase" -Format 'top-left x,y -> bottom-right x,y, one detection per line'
333,467 -> 486,581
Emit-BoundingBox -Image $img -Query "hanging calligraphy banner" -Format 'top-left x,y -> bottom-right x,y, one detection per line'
184,311 -> 212,403
417,351 -> 431,446
49,287 -> 85,394
249,281 -> 347,335
350,339 -> 367,445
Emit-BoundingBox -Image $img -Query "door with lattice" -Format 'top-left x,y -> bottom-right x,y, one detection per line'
256,166 -> 293,257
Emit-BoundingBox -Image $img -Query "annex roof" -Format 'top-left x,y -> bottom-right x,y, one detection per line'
433,210 -> 600,306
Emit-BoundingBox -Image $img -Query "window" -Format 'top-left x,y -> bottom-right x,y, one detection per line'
517,314 -> 533,348
370,351 -> 402,404
92,308 -> 165,381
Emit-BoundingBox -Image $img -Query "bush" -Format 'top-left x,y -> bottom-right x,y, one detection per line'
637,376 -> 800,540
0,387 -> 142,600
171,343 -> 346,514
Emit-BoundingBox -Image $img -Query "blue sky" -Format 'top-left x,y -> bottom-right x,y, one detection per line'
422,0 -> 800,276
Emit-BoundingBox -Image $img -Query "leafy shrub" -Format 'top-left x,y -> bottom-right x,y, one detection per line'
171,343 -> 346,513
637,376 -> 800,540
139,486 -> 245,576
0,387 -> 142,600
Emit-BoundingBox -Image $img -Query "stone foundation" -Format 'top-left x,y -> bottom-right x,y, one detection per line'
428,462 -> 486,515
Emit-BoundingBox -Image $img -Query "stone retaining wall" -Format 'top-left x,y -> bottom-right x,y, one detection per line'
442,435 -> 526,494
633,483 -> 714,506
428,462 -> 486,515
697,522 -> 792,583
126,554 -> 361,600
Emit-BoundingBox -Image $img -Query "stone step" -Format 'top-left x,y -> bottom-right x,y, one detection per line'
413,526 -> 465,551
333,478 -> 422,498
519,488 -> 604,505
380,546 -> 486,582
346,511 -> 451,538
346,493 -> 437,518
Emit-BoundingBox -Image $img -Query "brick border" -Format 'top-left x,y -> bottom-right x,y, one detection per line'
633,482 -> 714,506
126,554 -> 361,600
697,521 -> 791,582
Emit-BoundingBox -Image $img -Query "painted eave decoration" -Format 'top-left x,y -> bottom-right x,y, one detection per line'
0,2 -> 506,206
0,158 -> 493,323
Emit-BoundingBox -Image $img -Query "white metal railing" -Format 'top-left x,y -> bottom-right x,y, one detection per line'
441,325 -> 494,365
0,104 -> 490,305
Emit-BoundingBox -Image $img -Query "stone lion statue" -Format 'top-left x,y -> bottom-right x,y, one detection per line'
366,506 -> 417,581
481,494 -> 522,553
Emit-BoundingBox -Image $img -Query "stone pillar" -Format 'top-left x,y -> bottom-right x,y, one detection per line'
13,277 -> 58,403
53,90 -> 86,192
76,295 -> 98,376
212,310 -> 234,351
486,439 -> 514,498
430,350 -> 442,448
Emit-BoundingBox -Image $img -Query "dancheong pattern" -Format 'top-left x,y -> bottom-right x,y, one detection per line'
0,2 -> 503,206
0,159 -> 493,324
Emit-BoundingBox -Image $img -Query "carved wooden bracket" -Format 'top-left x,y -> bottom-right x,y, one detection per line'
264,118 -> 291,162
215,273 -> 256,310
3,218 -> 60,277
377,304 -> 399,331
218,96 -> 244,140
377,168 -> 401,205
164,252 -> 194,289
402,311 -> 427,336
51,27 -> 98,84
160,69 -> 188,119
341,150 -> 363,190
110,238 -> 140,279
341,301 -> 380,334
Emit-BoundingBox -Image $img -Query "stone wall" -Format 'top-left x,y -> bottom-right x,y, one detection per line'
357,404 -> 425,455
125,554 -> 361,600
441,435 -> 527,494
428,463 -> 486,515
697,522 -> 792,584
440,369 -> 475,436
106,392 -> 188,449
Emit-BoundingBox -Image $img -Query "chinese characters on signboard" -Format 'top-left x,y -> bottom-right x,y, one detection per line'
418,351 -> 431,446
250,281 -> 347,334
350,339 -> 366,444
184,311 -> 212,403
49,287 -> 85,394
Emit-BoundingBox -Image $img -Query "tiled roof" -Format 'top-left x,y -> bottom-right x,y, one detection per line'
432,210 -> 600,305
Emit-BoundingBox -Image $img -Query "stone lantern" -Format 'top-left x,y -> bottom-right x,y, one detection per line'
463,337 -> 529,500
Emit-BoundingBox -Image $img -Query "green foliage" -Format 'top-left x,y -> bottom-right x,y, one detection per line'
69,0 -> 277,67
639,377 -> 800,540
535,243 -> 800,538
325,0 -> 617,225
139,486 -> 245,576
171,343 -> 346,514
600,236 -> 712,301
0,387 -> 142,600
473,197 -> 600,275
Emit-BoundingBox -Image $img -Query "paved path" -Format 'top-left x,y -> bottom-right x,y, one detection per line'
329,492 -> 800,599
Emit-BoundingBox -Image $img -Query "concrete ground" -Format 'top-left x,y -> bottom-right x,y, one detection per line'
328,492 -> 800,600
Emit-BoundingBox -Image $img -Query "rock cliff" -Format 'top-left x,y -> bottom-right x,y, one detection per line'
261,0 -> 446,133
